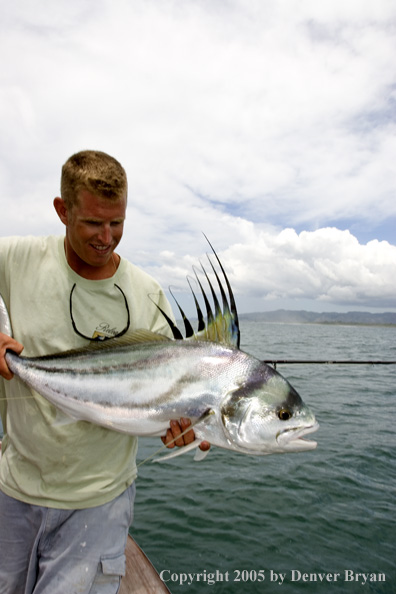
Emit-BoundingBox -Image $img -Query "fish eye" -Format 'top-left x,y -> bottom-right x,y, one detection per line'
278,408 -> 292,421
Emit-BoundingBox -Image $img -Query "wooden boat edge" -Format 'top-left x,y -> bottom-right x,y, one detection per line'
120,533 -> 171,594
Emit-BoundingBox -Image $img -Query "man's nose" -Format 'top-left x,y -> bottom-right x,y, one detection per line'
98,224 -> 111,244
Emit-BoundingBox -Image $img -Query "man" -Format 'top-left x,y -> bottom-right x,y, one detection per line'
0,150 -> 209,593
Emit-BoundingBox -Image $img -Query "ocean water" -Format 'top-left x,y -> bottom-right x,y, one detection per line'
131,321 -> 396,594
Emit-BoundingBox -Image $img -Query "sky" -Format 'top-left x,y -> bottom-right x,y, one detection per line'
1,0 -> 395,316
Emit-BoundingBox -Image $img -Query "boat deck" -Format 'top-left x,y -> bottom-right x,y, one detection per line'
120,535 -> 171,593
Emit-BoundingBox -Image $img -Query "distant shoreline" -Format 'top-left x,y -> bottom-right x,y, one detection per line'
242,319 -> 396,328
177,310 -> 396,328
239,310 -> 396,327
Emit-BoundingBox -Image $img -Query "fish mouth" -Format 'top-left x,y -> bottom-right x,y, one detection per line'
276,422 -> 320,451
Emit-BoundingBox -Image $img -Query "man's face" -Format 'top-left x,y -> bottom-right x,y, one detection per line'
65,189 -> 127,269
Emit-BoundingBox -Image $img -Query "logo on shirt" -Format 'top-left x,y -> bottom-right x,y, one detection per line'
92,322 -> 120,339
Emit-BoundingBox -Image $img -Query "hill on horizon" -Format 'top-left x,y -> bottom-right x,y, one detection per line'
239,309 -> 396,326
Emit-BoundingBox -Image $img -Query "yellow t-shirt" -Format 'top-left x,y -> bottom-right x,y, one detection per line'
0,235 -> 174,509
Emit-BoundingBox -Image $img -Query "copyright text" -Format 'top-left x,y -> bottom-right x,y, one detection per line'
159,569 -> 386,587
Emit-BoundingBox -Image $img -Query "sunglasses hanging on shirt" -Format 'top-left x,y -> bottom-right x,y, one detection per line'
69,283 -> 130,341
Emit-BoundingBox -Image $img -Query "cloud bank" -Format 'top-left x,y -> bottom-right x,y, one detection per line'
0,0 -> 395,313
147,227 -> 396,315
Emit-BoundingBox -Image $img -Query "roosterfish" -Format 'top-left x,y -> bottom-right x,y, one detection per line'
0,240 -> 318,462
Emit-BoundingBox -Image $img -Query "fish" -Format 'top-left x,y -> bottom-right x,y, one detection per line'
0,240 -> 318,461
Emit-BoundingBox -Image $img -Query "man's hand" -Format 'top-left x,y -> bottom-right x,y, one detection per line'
161,418 -> 210,452
0,333 -> 24,380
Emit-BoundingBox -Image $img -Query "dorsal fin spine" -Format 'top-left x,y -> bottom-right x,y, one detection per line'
193,266 -> 214,340
155,237 -> 240,349
203,235 -> 240,348
187,277 -> 205,332
168,287 -> 195,338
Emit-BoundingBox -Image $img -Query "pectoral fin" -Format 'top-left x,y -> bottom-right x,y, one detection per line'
193,446 -> 211,461
152,439 -> 209,463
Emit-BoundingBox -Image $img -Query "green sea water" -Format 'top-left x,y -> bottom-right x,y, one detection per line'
131,321 -> 396,593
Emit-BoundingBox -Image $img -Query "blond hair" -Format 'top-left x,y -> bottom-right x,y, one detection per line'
61,150 -> 128,208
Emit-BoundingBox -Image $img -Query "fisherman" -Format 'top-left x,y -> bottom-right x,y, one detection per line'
0,150 -> 210,594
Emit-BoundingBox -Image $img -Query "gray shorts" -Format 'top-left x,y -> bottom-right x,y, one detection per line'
0,483 -> 135,594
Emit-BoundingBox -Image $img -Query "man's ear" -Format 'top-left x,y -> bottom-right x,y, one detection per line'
53,197 -> 69,226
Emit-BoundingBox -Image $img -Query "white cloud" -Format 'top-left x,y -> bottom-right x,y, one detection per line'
234,228 -> 396,308
0,0 -> 395,312
141,227 -> 396,314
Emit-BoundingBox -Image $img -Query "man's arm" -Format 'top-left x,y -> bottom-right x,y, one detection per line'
0,333 -> 24,380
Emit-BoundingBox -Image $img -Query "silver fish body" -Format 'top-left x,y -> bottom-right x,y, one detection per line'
1,240 -> 318,459
5,337 -> 318,456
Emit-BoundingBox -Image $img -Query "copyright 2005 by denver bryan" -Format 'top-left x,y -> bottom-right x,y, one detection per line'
159,568 -> 387,587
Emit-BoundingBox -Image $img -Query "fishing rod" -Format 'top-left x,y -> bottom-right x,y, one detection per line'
263,359 -> 396,369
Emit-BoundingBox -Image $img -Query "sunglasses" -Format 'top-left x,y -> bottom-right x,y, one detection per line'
69,283 -> 130,341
